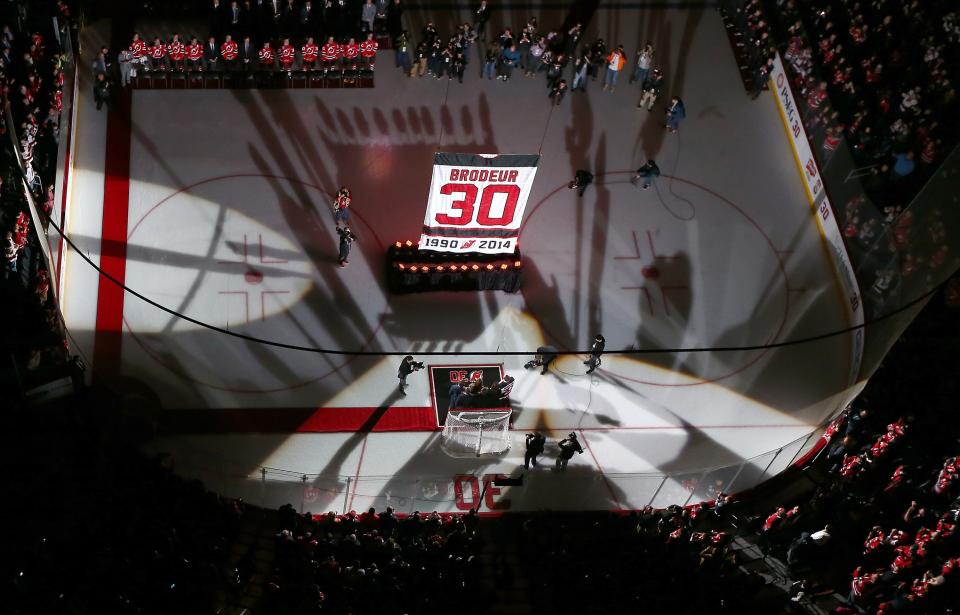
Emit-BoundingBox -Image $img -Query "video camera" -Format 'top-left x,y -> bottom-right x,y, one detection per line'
411,361 -> 425,371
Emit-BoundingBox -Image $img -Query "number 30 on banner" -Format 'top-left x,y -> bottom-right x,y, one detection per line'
435,183 -> 521,226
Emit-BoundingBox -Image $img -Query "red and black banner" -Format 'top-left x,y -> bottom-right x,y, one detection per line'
428,363 -> 505,426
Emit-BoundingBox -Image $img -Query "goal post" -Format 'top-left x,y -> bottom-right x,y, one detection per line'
441,409 -> 513,457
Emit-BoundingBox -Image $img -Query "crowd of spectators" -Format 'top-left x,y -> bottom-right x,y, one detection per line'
773,0 -> 958,204
267,505 -> 484,613
749,283 -> 960,612
727,0 -> 959,211
6,411 -> 244,613
518,507 -> 790,613
721,0 -> 959,322
0,1 -> 74,394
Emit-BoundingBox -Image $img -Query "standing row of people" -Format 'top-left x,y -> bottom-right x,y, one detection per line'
121,31 -> 380,77
394,18 -> 686,130
206,0 -> 405,44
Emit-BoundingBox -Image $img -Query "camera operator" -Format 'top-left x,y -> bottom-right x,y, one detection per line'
556,432 -> 584,471
398,355 -> 423,395
524,432 -> 546,469
525,345 -> 558,375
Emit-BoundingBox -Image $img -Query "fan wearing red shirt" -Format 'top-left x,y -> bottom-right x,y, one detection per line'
359,32 -> 378,67
321,37 -> 341,71
279,38 -> 296,72
186,37 -> 203,71
301,37 -> 319,70
221,34 -> 239,71
149,37 -> 168,71
342,37 -> 360,69
167,34 -> 186,71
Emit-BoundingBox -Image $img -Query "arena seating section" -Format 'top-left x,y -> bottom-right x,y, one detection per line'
4,2 -> 960,613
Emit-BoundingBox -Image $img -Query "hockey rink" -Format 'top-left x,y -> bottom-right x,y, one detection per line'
60,7 -> 863,512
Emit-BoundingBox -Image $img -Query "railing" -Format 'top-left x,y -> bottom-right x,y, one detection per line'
50,16 -> 79,300
160,427 -> 826,515
0,14 -> 78,399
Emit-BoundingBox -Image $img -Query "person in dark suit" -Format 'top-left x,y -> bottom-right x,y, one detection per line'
398,355 -> 421,394
227,1 -> 242,38
262,0 -> 283,38
203,36 -> 220,71
280,0 -> 298,37
584,334 -> 605,374
524,432 -> 546,469
239,35 -> 256,73
556,433 -> 583,471
208,0 -> 226,39
239,1 -> 258,40
475,0 -> 491,41
386,0 -> 403,39
299,1 -> 318,38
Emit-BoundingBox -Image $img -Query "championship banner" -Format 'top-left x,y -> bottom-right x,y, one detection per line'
419,153 -> 540,254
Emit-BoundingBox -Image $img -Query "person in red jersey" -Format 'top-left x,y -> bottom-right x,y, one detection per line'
186,37 -> 203,71
221,34 -> 239,71
259,41 -> 276,70
301,36 -> 319,70
130,32 -> 148,61
333,186 -> 351,226
149,37 -> 168,71
279,37 -> 295,71
167,34 -> 186,71
321,36 -> 341,72
342,37 -> 359,69
359,32 -> 378,68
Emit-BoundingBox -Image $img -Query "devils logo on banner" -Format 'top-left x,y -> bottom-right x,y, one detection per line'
419,153 -> 540,255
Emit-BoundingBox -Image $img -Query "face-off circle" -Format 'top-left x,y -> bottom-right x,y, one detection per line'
123,174 -> 386,393
520,172 -> 790,386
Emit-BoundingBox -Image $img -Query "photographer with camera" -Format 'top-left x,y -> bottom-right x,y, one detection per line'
556,432 -> 584,471
398,355 -> 424,395
524,345 -> 558,375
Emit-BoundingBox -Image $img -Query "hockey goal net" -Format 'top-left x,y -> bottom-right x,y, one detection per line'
441,409 -> 513,457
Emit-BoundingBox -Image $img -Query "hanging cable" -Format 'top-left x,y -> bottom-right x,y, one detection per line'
44,185 -> 947,357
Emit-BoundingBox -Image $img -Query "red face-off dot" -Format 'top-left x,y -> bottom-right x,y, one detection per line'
245,268 -> 264,284
641,266 -> 660,279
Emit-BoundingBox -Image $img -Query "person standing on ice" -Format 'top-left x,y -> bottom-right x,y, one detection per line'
524,432 -> 546,469
556,432 -> 583,471
584,334 -> 605,374
398,355 -> 423,395
336,226 -> 355,267
333,186 -> 351,226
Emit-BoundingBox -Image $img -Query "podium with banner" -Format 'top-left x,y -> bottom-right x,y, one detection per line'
386,152 -> 540,293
